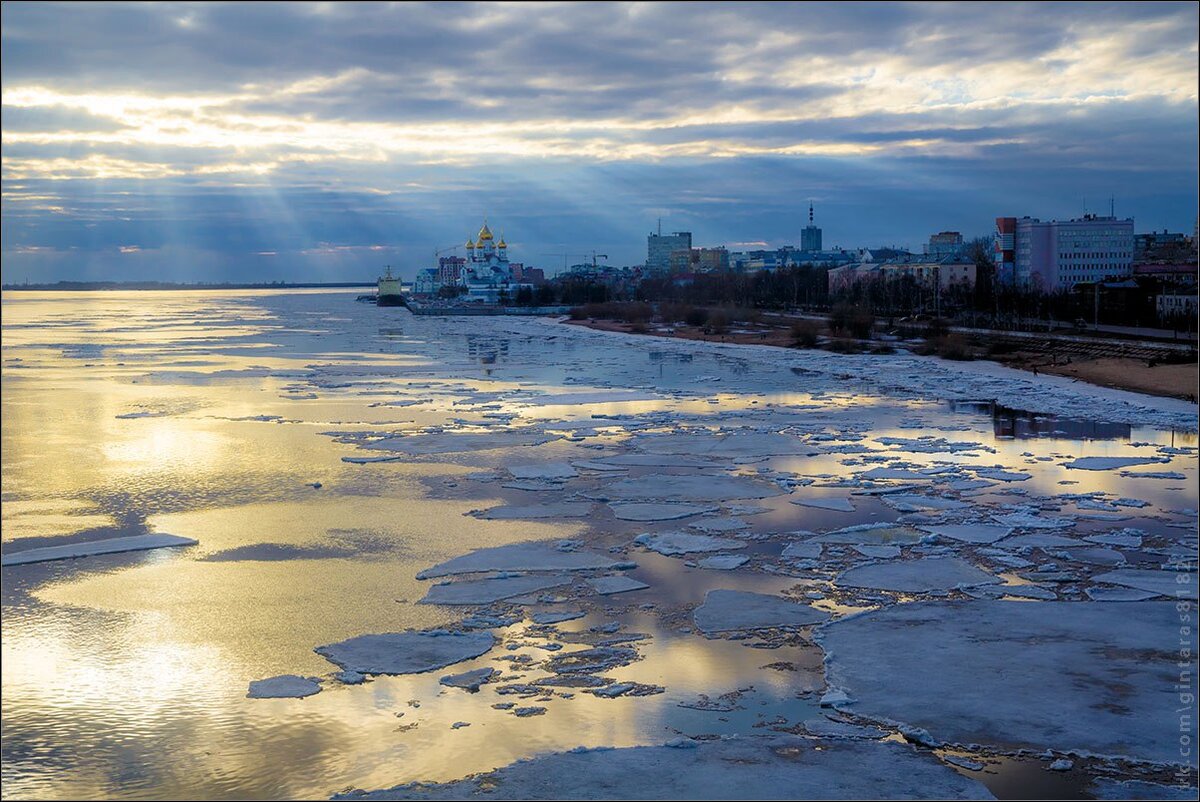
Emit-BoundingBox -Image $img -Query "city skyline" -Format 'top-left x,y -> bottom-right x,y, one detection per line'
2,1 -> 1197,282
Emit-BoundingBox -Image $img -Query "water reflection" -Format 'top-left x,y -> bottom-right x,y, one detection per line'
2,290 -> 1196,800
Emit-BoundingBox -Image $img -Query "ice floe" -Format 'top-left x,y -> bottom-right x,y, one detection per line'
1,533 -> 198,566
335,736 -> 993,800
1090,569 -> 1197,600
835,557 -> 999,593
819,600 -> 1197,766
917,524 -> 1013,545
420,574 -> 572,605
693,589 -> 829,633
315,630 -> 495,675
587,576 -> 650,595
790,497 -> 855,513
587,474 -> 785,501
1062,456 -> 1168,471
608,502 -> 717,521
417,542 -> 622,579
247,675 -> 322,699
634,532 -> 746,556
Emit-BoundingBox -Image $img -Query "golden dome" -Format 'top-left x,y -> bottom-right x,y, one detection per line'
466,238 -> 475,249
477,221 -> 493,241
497,234 -> 507,248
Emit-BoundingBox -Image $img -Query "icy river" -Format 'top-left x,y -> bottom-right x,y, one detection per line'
2,289 -> 1198,800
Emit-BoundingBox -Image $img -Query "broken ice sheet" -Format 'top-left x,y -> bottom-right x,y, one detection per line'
693,589 -> 829,633
1,533 -> 199,566
634,532 -> 746,556
917,524 -> 1013,544
790,496 -> 855,513
420,574 -> 572,605
246,675 -> 322,699
835,557 -> 999,593
608,502 -> 717,521
417,541 -> 622,578
316,630 -> 495,675
336,736 -> 993,800
819,600 -> 1198,766
587,575 -> 650,595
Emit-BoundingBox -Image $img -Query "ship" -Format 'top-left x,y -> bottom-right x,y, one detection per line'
376,266 -> 407,307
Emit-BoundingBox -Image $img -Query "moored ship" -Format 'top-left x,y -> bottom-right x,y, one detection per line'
376,266 -> 406,307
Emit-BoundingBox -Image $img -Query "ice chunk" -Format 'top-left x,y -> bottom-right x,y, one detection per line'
688,517 -> 751,533
608,502 -> 717,521
693,589 -> 829,633
781,541 -> 822,559
420,575 -> 572,605
853,544 -> 901,559
335,736 -> 995,800
418,542 -> 622,579
1,533 -> 198,566
1090,779 -> 1198,800
1062,456 -> 1166,471
1085,530 -> 1144,549
588,454 -> 718,468
815,523 -> 925,545
530,610 -> 586,625
439,667 -> 497,692
1090,569 -> 1197,600
247,674 -> 321,699
801,718 -> 887,739
790,497 -> 855,513
696,554 -> 749,570
634,532 -> 746,556
364,431 -> 557,455
316,630 -> 495,675
996,533 -> 1082,549
474,502 -> 594,520
917,524 -> 1013,545
835,557 -> 999,593
587,575 -> 649,595
990,512 -> 1075,530
818,600 -> 1197,766
509,463 -> 579,481
1085,586 -> 1162,602
881,494 -> 970,512
588,474 -> 785,501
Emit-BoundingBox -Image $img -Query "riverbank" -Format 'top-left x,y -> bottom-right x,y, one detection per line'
563,318 -> 1199,404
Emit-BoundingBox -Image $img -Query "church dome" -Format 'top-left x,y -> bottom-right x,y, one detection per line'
497,234 -> 507,248
477,222 -> 493,241
466,238 -> 475,249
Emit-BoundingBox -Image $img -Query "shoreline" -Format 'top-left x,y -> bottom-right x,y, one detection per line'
563,318 -> 1199,405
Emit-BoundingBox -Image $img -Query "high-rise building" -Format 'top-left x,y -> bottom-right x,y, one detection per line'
926,231 -> 964,257
647,226 -> 692,275
800,203 -> 822,252
996,214 -> 1134,290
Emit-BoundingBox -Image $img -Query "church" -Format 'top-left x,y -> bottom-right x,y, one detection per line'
462,220 -> 513,301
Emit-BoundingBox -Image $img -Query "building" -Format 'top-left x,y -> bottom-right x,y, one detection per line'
800,203 -> 822,252
437,256 -> 465,286
995,214 -> 1134,290
1135,229 -> 1191,260
668,246 -> 730,274
1133,263 -> 1198,288
926,231 -> 964,257
827,260 -> 976,294
413,268 -> 439,296
647,228 -> 692,275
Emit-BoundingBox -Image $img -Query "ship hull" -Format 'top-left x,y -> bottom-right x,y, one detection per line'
376,293 -> 407,307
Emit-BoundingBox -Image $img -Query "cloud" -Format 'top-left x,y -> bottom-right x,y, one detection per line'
1,1 -> 1196,281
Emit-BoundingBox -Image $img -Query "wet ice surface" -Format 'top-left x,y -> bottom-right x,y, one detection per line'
1,290 -> 1197,800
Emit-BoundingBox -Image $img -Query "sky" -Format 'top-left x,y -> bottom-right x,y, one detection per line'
2,1 -> 1197,283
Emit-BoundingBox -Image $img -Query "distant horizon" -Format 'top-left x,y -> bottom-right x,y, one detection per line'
3,2 -> 1196,283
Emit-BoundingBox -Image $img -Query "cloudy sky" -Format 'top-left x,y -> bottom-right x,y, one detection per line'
2,1 -> 1197,283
